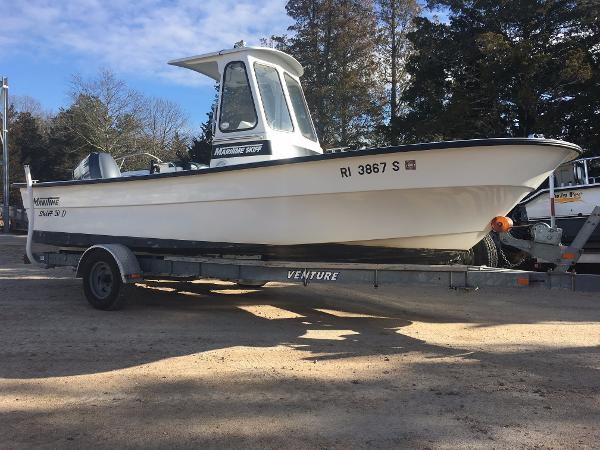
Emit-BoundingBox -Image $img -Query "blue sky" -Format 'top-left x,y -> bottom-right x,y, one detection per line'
2,0 -> 292,131
3,1 -> 444,133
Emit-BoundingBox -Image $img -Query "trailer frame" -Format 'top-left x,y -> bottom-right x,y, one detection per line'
32,245 -> 600,309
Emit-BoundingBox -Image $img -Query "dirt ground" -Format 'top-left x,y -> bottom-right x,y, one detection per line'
0,234 -> 599,449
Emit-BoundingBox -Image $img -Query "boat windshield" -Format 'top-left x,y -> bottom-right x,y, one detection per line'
219,62 -> 257,132
254,63 -> 293,132
284,73 -> 317,142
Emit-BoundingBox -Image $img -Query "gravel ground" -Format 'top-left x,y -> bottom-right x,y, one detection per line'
1,234 -> 599,449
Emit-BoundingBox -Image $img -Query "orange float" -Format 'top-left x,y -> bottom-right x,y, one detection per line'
490,216 -> 513,233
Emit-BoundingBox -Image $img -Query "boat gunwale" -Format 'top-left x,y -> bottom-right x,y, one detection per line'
17,138 -> 582,189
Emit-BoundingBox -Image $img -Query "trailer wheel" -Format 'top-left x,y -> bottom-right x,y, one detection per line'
471,234 -> 499,267
81,250 -> 128,310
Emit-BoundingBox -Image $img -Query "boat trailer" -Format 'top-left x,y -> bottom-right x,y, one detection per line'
26,185 -> 600,309
33,229 -> 600,310
37,249 -> 600,294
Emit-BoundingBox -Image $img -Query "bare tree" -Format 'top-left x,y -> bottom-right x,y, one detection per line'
140,97 -> 188,160
10,95 -> 49,119
66,69 -> 189,163
67,69 -> 144,157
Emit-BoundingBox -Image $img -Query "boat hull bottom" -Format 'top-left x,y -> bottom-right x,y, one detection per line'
33,231 -> 472,264
347,231 -> 489,250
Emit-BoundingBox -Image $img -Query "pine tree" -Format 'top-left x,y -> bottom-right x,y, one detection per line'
375,0 -> 419,145
395,0 -> 599,151
284,0 -> 385,148
189,109 -> 214,166
189,85 -> 218,166
49,105 -> 98,179
10,112 -> 48,180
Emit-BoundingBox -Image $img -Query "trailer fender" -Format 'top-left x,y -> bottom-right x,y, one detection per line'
76,244 -> 143,283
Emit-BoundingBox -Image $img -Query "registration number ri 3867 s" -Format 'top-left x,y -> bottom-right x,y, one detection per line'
339,160 -> 416,178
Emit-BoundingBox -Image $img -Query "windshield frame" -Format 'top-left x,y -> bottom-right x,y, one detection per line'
254,62 -> 294,133
283,72 -> 318,142
218,60 -> 258,133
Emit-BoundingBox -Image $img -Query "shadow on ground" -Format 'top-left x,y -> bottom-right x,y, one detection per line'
0,277 -> 444,378
0,275 -> 599,383
2,234 -> 600,448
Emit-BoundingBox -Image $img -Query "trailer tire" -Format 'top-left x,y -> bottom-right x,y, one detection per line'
81,250 -> 128,310
471,234 -> 499,267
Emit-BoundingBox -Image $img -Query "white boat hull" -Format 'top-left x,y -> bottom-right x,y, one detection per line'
21,139 -> 580,259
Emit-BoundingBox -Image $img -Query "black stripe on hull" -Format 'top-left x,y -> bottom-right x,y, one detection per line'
33,230 -> 469,264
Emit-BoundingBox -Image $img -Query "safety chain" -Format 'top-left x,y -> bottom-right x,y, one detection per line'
497,239 -> 528,269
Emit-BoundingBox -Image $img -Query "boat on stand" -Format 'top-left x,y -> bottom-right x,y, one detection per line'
20,44 -> 581,264
515,155 -> 600,266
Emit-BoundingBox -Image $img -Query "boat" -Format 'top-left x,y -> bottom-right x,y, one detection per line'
19,44 -> 582,263
515,156 -> 600,262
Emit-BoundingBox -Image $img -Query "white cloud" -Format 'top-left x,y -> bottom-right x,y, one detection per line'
3,0 -> 291,85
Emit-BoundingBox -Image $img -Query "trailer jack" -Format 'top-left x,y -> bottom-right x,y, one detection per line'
497,206 -> 600,273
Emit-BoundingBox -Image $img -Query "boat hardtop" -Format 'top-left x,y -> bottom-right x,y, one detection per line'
168,45 -> 305,79
170,43 -> 322,169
